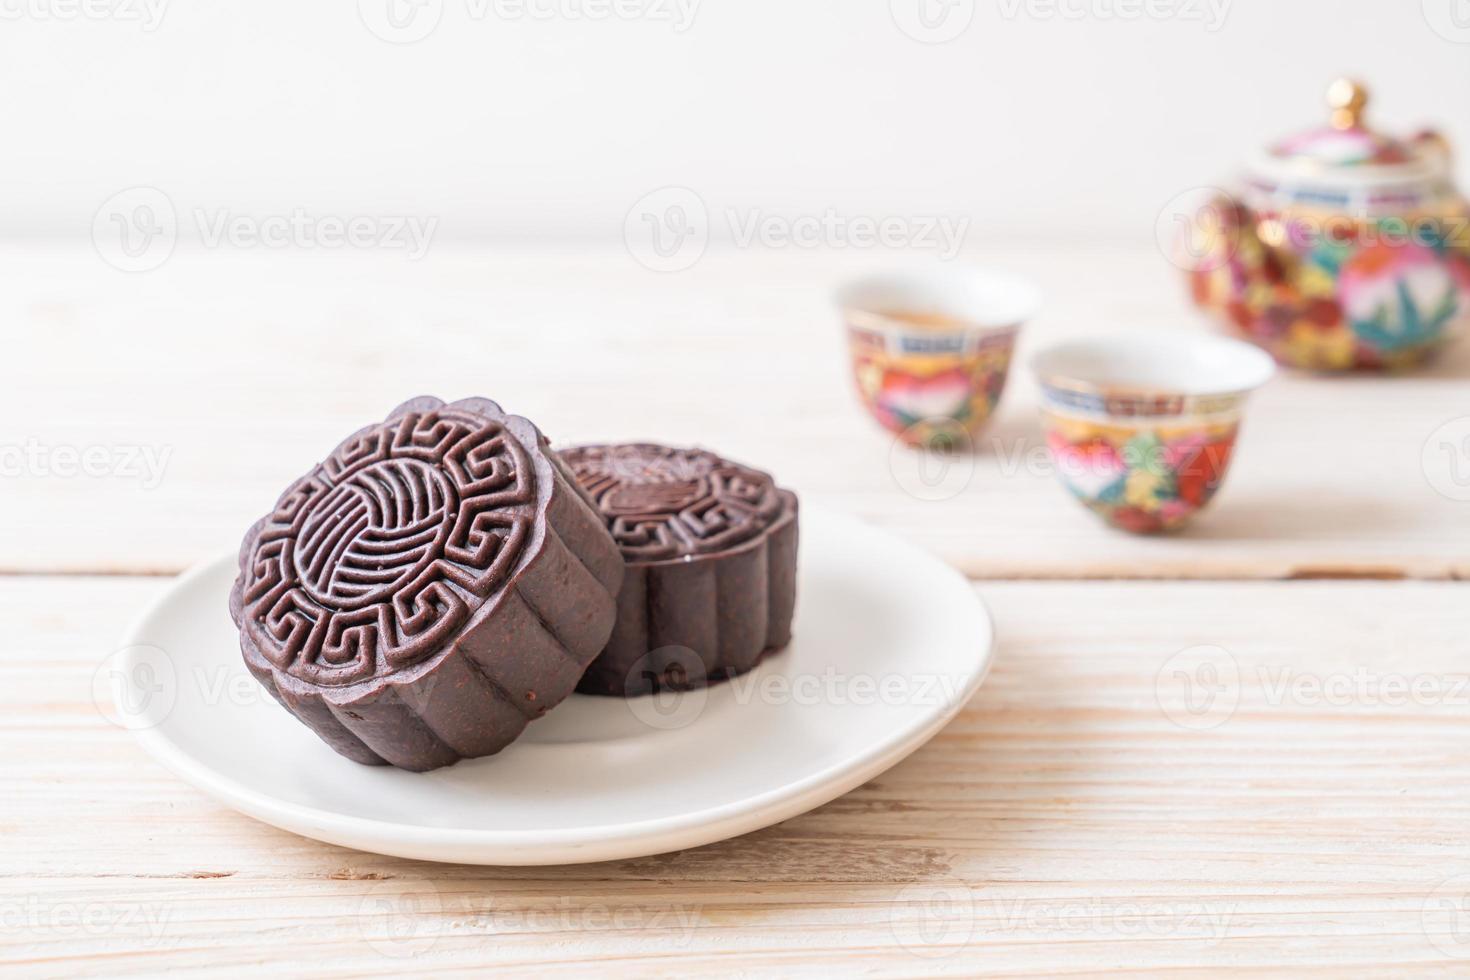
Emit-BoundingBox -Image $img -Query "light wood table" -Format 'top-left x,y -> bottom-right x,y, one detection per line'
4,245 -> 1468,976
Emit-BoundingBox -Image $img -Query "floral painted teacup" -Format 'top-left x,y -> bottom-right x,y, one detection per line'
1032,334 -> 1275,534
838,268 -> 1042,449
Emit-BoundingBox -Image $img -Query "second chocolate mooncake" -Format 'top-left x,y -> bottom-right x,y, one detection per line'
561,444 -> 798,696
229,397 -> 624,771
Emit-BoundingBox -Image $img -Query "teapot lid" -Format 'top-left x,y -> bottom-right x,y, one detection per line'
1246,79 -> 1451,196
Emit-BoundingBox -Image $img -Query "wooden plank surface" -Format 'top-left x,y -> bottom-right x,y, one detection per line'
3,244 -> 1469,579
5,575 -> 1469,976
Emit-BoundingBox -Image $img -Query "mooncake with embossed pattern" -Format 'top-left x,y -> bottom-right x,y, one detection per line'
561,443 -> 798,696
228,397 -> 623,771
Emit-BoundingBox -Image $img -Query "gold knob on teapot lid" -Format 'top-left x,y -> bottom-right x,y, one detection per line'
1326,77 -> 1368,131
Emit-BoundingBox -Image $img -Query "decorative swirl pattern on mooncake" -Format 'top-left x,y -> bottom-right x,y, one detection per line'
237,407 -> 536,688
564,444 -> 786,563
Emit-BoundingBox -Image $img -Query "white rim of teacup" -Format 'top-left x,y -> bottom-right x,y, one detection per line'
837,267 -> 1043,337
1031,332 -> 1276,399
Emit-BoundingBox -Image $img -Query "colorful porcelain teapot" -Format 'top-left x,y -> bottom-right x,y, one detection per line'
1181,79 -> 1470,371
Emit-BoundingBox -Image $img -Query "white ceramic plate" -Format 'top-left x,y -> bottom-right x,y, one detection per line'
113,507 -> 993,866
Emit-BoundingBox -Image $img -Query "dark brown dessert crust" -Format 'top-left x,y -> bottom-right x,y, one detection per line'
228,397 -> 624,771
561,444 -> 798,696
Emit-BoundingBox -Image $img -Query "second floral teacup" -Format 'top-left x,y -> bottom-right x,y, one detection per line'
838,267 -> 1042,449
1031,333 -> 1275,534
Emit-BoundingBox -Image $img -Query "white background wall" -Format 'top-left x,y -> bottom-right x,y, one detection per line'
1,0 -> 1467,248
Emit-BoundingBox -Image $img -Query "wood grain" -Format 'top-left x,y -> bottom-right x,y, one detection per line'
5,575 -> 1468,976
3,245 -> 1469,579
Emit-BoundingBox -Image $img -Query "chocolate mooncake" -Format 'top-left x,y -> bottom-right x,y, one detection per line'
561,444 -> 798,696
229,397 -> 624,771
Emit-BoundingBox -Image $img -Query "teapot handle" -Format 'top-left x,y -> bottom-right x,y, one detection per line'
1411,128 -> 1453,164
